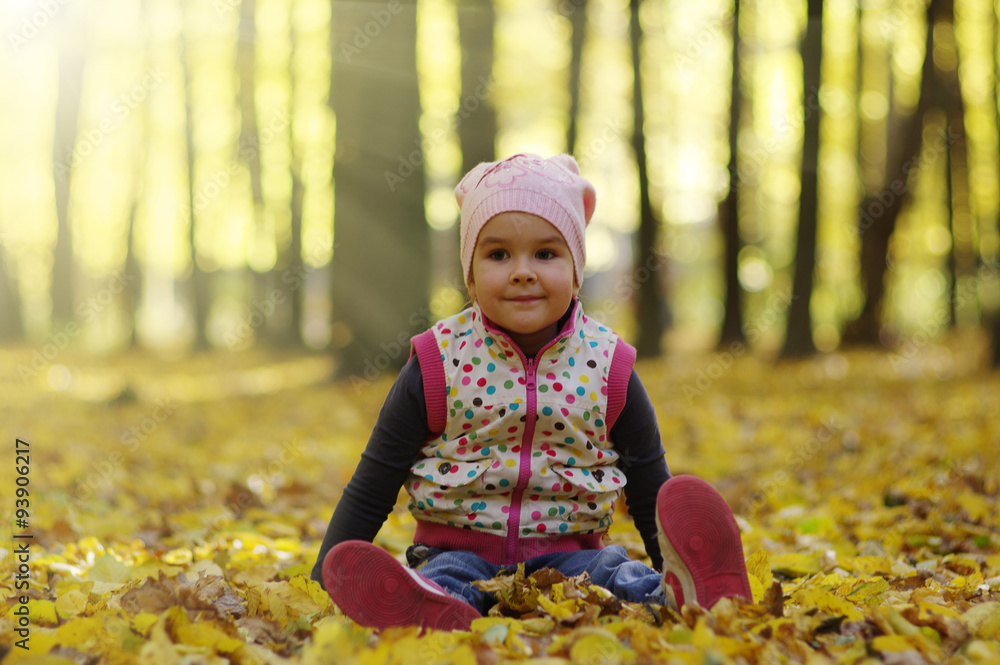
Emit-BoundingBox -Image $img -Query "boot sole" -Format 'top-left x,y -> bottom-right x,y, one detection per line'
655,476 -> 752,609
323,541 -> 480,631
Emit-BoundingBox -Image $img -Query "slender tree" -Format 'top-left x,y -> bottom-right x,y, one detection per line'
329,0 -> 430,379
236,0 -> 274,344
123,0 -> 150,347
629,0 -> 666,358
565,0 -> 588,155
181,4 -> 211,350
781,0 -> 823,358
842,0 -> 940,346
457,0 -> 497,170
993,2 -> 1000,368
940,24 -> 968,330
718,0 -> 745,348
453,0 -> 498,291
51,40 -> 86,326
0,244 -> 23,340
280,9 -> 306,347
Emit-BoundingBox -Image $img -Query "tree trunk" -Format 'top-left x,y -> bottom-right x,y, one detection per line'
454,0 -> 497,292
124,178 -> 143,347
565,0 -> 588,155
780,0 -> 823,359
629,0 -> 665,358
124,0 -> 148,348
283,169 -> 306,347
0,246 -> 23,340
718,0 -> 744,348
330,0 -> 429,381
936,1 -> 967,331
181,12 -> 211,351
51,49 -> 86,327
457,0 -> 497,171
842,0 -> 939,346
237,0 -> 273,345
993,2 -> 1000,368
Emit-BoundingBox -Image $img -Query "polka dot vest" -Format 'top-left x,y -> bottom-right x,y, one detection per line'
407,299 -> 635,560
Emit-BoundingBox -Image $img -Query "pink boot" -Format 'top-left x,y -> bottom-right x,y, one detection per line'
322,541 -> 481,631
655,476 -> 753,609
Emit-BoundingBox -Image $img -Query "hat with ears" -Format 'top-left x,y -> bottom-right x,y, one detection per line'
454,153 -> 596,288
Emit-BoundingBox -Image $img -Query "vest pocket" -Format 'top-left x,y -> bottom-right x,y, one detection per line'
550,463 -> 626,495
408,459 -> 493,517
410,459 -> 492,489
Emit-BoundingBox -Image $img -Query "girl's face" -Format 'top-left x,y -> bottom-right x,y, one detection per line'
468,212 -> 577,356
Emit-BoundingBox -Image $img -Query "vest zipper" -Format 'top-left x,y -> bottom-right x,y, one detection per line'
478,302 -> 580,566
504,354 -> 538,565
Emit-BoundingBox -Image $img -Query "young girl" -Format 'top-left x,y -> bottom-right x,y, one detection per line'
311,154 -> 752,631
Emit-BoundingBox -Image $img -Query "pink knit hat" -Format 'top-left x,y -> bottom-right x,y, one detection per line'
455,153 -> 596,287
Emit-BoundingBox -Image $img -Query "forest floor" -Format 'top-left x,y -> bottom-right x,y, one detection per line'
0,333 -> 998,664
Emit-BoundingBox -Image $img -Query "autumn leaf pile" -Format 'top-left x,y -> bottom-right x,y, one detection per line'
1,335 -> 999,664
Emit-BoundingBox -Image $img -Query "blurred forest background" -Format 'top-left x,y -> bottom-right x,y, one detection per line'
1,0 -> 999,379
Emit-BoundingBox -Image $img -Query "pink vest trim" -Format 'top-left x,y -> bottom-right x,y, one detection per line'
414,520 -> 605,566
410,329 -> 447,437
605,340 -> 636,431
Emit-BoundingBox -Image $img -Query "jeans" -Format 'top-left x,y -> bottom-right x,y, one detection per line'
409,544 -> 666,615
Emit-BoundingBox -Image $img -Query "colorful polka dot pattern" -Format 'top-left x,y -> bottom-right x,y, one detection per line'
406,302 -> 627,539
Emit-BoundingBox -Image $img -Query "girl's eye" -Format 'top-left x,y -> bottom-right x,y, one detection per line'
537,249 -> 556,260
488,249 -> 508,261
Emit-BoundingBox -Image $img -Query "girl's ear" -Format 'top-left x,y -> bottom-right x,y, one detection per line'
467,279 -> 477,302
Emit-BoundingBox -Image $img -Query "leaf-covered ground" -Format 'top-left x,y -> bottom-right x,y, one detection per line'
1,334 -> 999,664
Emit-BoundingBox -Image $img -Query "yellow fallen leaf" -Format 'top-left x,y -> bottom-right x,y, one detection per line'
957,491 -> 992,523
962,602 -> 1000,640
54,616 -> 104,647
872,635 -> 920,653
568,633 -> 635,665
746,549 -> 772,603
840,555 -> 895,576
793,588 -> 863,621
916,600 -> 961,620
749,574 -> 765,605
55,589 -> 88,618
288,574 -> 331,612
29,600 -> 59,627
164,605 -> 244,654
770,552 -> 821,577
536,594 -> 583,620
840,576 -> 889,605
299,618 -> 368,665
90,553 -> 131,583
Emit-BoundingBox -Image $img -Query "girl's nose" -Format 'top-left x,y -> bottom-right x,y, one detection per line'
510,258 -> 536,283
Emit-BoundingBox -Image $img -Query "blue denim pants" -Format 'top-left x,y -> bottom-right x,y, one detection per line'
410,544 -> 666,615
